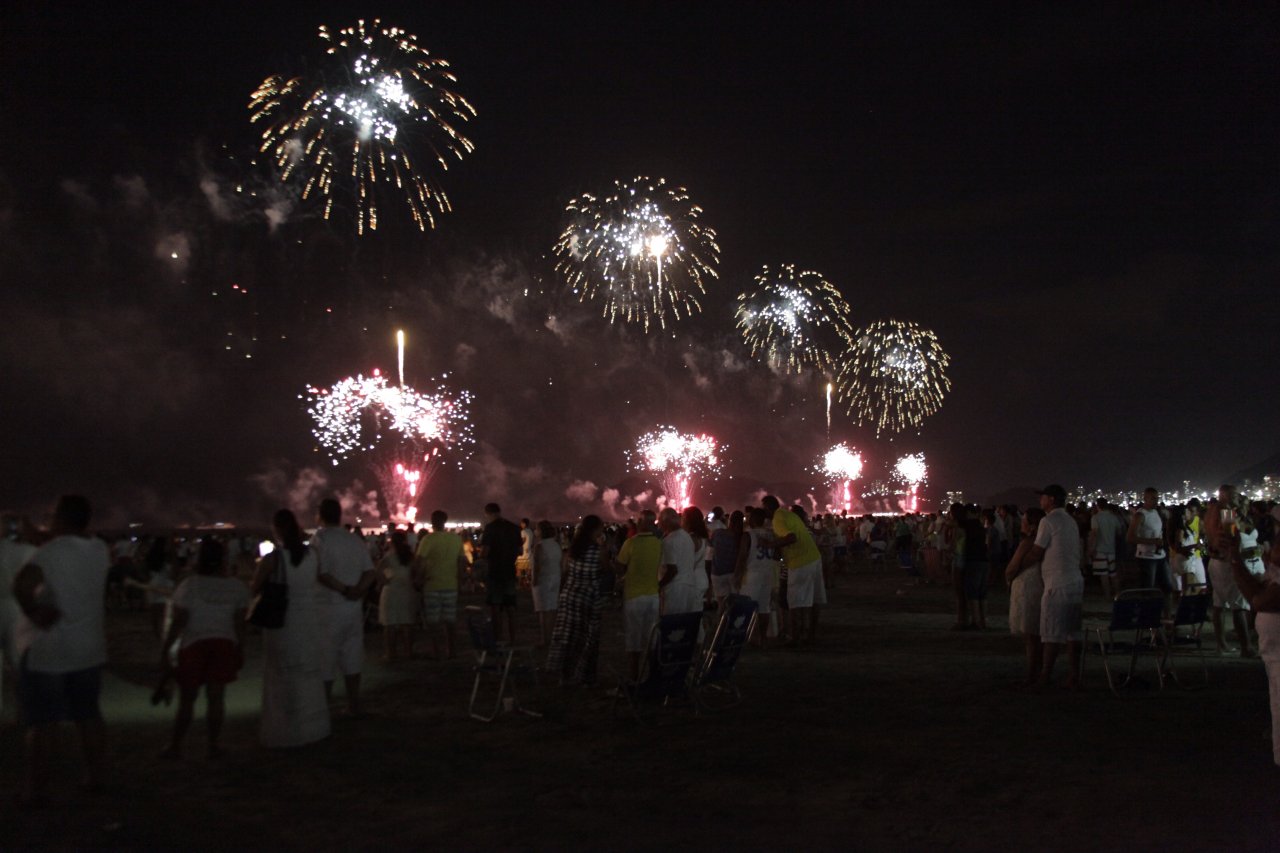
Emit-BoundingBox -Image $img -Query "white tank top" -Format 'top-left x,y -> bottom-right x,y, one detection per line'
744,529 -> 779,576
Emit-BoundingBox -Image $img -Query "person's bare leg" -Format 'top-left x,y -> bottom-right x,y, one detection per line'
344,674 -> 361,716
1211,606 -> 1234,652
25,724 -> 55,803
164,685 -> 199,758
1236,611 -> 1256,657
206,683 -> 226,757
77,717 -> 107,791
1040,642 -> 1062,685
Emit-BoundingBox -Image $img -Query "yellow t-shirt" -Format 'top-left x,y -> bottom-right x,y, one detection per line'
772,508 -> 821,568
415,531 -> 462,592
616,533 -> 662,599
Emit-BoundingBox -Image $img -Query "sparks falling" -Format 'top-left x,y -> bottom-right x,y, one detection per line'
893,452 -> 928,513
835,319 -> 951,436
553,177 -> 720,331
628,427 -> 723,510
735,264 -> 854,374
249,19 -> 476,235
816,443 -> 864,515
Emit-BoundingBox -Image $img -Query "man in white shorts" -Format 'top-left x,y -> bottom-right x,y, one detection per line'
763,496 -> 824,645
1087,498 -> 1123,600
1205,484 -> 1255,656
311,498 -> 375,716
614,510 -> 662,681
1013,485 -> 1083,688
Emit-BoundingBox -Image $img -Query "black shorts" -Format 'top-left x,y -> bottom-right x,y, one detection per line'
18,657 -> 103,726
486,573 -> 518,609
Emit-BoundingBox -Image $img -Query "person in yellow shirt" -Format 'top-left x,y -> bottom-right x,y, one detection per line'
614,510 -> 663,681
413,510 -> 467,660
762,495 -> 824,645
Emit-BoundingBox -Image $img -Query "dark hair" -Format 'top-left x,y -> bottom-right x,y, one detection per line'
682,506 -> 710,541
54,494 -> 92,532
537,520 -> 556,539
390,530 -> 412,566
196,538 -> 225,576
430,510 -> 448,530
318,498 -> 342,525
729,510 -> 745,537
273,509 -> 308,566
570,515 -> 603,560
761,495 -> 780,511
484,502 -> 501,515
749,507 -> 767,528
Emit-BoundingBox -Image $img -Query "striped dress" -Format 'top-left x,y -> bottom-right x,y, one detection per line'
544,544 -> 605,685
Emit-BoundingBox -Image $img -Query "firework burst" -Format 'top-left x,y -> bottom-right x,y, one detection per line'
815,443 -> 863,514
303,369 -> 473,521
893,452 -> 928,513
250,19 -> 476,235
835,319 -> 951,436
553,177 -> 720,331
736,265 -> 854,374
627,427 -> 722,509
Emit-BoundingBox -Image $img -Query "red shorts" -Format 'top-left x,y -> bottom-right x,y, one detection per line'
175,638 -> 242,689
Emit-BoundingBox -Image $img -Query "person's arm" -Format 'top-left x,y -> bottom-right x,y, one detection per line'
1126,513 -> 1141,545
348,568 -> 377,600
12,562 -> 61,629
659,564 -> 677,589
159,607 -> 190,669
1231,553 -> 1280,611
1005,540 -> 1032,585
1086,523 -> 1098,557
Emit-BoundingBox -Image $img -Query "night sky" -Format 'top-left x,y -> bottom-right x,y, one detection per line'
3,2 -> 1278,527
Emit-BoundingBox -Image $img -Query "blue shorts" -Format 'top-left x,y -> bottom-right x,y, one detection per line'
18,657 -> 103,726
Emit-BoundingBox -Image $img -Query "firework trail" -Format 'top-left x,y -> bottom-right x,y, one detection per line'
627,427 -> 722,509
553,177 -> 720,331
250,19 -> 475,235
835,319 -> 951,436
735,264 -> 854,374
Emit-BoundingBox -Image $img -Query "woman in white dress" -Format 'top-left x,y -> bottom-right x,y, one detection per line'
530,521 -> 562,648
1004,508 -> 1045,687
377,530 -> 417,661
253,510 -> 330,749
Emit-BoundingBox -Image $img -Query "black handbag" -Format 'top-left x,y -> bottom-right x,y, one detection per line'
248,552 -> 289,629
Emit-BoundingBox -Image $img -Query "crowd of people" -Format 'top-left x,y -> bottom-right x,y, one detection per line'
3,481 -> 1280,805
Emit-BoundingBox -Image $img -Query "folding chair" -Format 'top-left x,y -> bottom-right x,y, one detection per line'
464,606 -> 540,722
1081,588 -> 1168,696
691,595 -> 759,713
612,611 -> 703,723
1161,585 -> 1210,689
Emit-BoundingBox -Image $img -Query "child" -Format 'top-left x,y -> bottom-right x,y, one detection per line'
158,538 -> 249,759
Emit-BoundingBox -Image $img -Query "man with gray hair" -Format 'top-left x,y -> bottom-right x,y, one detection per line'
615,510 -> 663,680
1011,485 -> 1084,688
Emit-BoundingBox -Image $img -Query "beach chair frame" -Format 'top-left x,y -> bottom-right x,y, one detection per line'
612,611 -> 703,724
464,606 -> 540,722
1082,588 -> 1168,696
691,594 -> 758,713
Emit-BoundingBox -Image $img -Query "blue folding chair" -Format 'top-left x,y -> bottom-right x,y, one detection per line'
613,611 -> 703,723
464,606 -> 540,722
1082,588 -> 1168,696
1162,586 -> 1210,689
691,594 -> 759,713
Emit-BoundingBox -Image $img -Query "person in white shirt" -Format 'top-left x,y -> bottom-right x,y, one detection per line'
1011,485 -> 1084,689
1128,487 -> 1173,615
658,508 -> 702,616
11,495 -> 111,804
0,514 -> 38,715
158,538 -> 249,759
311,498 -> 376,717
1088,498 -> 1124,600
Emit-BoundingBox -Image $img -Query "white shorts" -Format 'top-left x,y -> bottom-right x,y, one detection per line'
787,561 -> 822,609
1039,587 -> 1083,644
1208,558 -> 1248,610
739,566 -> 773,614
320,604 -> 364,680
624,594 -> 660,653
710,574 -> 735,599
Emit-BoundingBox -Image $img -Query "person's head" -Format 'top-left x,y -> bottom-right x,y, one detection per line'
390,529 -> 412,564
430,509 -> 448,531
981,508 -> 995,525
196,537 -> 225,576
729,509 -> 745,536
483,502 -> 501,521
272,508 -> 307,565
948,502 -> 965,524
1142,487 -> 1158,510
658,507 -> 680,533
1094,498 -> 1108,512
760,495 -> 780,515
709,506 -> 725,524
682,506 -> 709,540
537,520 -> 556,540
637,509 -> 658,534
1218,484 -> 1236,504
52,494 -> 92,535
570,514 -> 604,559
790,504 -> 808,523
318,497 -> 342,526
1187,497 -> 1202,514
521,517 -> 531,529
1022,506 -> 1045,536
748,507 -> 767,529
1037,484 -> 1066,511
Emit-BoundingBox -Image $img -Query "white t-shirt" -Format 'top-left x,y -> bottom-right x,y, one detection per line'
171,574 -> 251,646
1035,509 -> 1084,594
310,526 -> 374,607
661,528 -> 697,589
1133,508 -> 1166,559
0,539 -> 38,605
1090,510 -> 1123,558
13,535 -> 110,672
